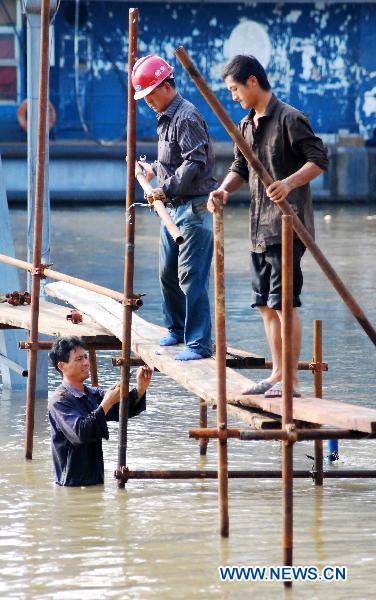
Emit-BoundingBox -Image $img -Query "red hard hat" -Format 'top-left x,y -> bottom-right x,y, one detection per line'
132,54 -> 174,100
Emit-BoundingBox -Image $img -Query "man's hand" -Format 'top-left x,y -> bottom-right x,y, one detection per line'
146,187 -> 167,204
101,383 -> 121,414
207,189 -> 229,213
136,366 -> 153,399
266,179 -> 291,203
137,160 -> 155,182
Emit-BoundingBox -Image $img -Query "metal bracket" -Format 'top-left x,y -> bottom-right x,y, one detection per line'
66,310 -> 83,324
114,466 -> 129,484
32,263 -> 53,279
112,356 -> 124,367
0,291 -> 31,306
123,293 -> 145,311
309,360 -> 328,373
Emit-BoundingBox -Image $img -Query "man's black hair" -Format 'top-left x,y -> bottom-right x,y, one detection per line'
157,76 -> 176,89
49,336 -> 87,373
222,55 -> 271,91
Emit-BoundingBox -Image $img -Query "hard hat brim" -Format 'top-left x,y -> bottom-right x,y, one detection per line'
134,81 -> 160,100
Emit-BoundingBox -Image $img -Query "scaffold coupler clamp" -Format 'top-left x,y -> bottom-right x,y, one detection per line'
32,262 -> 53,279
114,466 -> 129,484
285,423 -> 298,443
1,291 -> 32,306
124,293 -> 145,311
309,360 -> 328,373
66,309 -> 83,324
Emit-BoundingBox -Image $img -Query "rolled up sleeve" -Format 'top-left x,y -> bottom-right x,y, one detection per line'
105,387 -> 146,421
286,114 -> 329,171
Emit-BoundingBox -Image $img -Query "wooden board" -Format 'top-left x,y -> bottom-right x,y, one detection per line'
46,281 -> 376,433
0,298 -> 114,340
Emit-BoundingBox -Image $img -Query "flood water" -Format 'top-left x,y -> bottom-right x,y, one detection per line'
1,203 -> 376,599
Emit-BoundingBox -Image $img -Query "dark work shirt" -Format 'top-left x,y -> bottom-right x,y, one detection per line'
48,382 -> 146,486
230,94 -> 329,251
152,92 -> 217,200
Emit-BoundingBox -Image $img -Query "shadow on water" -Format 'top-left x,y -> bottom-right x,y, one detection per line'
0,204 -> 375,598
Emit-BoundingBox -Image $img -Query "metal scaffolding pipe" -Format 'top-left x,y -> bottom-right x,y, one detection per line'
0,254 -> 124,302
174,47 -> 376,347
25,0 -> 51,460
199,398 -> 209,456
282,215 -> 294,580
116,7 -> 138,488
213,199 -> 229,537
89,348 -> 99,387
189,427 -> 376,441
313,321 -> 324,485
124,469 -> 376,480
19,340 -> 122,351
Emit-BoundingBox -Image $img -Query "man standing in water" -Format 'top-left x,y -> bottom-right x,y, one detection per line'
48,336 -> 152,486
132,55 -> 217,361
208,55 -> 328,397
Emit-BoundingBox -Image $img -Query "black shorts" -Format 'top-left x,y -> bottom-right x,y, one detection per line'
250,239 -> 306,310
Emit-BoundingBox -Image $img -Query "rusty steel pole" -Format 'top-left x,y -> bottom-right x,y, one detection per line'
282,216 -> 294,584
89,348 -> 99,387
199,398 -> 209,456
174,47 -> 376,347
313,320 -> 324,485
213,199 -> 229,537
25,0 -> 51,459
116,7 -> 138,487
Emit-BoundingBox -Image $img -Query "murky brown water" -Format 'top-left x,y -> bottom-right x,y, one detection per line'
1,204 -> 376,598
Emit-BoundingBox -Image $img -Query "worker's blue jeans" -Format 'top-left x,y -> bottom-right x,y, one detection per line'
159,196 -> 213,357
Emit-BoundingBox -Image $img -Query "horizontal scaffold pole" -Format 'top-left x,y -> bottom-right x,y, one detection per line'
124,469 -> 376,479
0,254 -> 124,302
189,428 -> 376,441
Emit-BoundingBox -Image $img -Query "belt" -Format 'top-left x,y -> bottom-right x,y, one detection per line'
167,195 -> 207,209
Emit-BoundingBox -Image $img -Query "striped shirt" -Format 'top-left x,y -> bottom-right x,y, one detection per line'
152,92 -> 217,200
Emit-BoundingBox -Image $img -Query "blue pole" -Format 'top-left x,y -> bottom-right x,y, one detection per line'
328,439 -> 339,462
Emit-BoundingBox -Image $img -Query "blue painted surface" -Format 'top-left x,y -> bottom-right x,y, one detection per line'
327,439 -> 339,463
1,2 -> 376,142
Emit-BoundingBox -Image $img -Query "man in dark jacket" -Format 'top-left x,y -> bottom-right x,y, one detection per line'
132,54 -> 217,361
48,336 -> 152,486
208,55 -> 329,398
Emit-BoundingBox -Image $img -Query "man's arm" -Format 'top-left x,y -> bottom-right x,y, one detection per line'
266,162 -> 323,203
50,394 -> 110,446
267,112 -> 328,203
105,367 -> 152,421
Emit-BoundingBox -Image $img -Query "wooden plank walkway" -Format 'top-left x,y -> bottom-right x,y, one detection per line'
46,281 -> 376,433
0,298 -> 114,341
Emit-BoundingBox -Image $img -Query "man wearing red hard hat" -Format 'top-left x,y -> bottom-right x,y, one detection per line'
132,55 -> 217,361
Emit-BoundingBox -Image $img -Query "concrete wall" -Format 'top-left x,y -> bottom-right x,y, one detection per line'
2,142 -> 375,202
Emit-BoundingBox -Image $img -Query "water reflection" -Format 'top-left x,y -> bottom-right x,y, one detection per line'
0,204 -> 375,598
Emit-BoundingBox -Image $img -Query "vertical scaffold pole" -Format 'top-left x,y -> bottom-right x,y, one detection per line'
213,200 -> 229,537
282,215 -> 294,584
25,0 -> 51,459
199,399 -> 209,456
313,320 -> 324,485
116,7 -> 138,487
89,348 -> 99,387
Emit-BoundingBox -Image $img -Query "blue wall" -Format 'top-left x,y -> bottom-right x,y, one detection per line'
2,2 -> 376,143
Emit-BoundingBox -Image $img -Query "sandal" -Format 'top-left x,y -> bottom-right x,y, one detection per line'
241,379 -> 274,395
